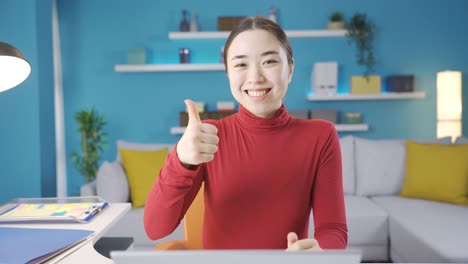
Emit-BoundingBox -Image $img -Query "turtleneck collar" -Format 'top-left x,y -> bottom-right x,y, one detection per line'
235,104 -> 292,134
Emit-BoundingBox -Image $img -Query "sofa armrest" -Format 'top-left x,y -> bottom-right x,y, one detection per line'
154,240 -> 189,250
80,180 -> 97,196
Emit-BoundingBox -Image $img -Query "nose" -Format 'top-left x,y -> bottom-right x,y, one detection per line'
247,64 -> 265,84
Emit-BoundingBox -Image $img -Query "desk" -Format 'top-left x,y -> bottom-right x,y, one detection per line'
1,203 -> 131,263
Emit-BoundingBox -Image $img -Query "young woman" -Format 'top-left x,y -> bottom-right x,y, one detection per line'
144,16 -> 347,251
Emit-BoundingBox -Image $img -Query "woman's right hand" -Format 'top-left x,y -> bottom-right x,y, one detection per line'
176,99 -> 219,169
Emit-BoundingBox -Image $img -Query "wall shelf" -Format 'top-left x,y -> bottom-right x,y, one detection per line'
334,124 -> 369,132
168,29 -> 347,39
171,123 -> 368,135
307,91 -> 427,101
115,63 -> 225,72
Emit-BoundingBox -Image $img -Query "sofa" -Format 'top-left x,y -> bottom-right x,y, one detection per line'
81,136 -> 468,263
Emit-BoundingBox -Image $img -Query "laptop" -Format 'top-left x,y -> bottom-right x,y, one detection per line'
110,249 -> 362,264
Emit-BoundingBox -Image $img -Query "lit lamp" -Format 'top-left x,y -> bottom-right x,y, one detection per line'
437,70 -> 462,140
0,41 -> 31,92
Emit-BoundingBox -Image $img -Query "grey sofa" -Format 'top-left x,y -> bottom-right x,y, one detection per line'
81,136 -> 468,262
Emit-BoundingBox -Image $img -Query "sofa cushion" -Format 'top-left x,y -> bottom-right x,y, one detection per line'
354,138 -> 406,196
116,140 -> 173,162
400,141 -> 468,206
340,136 -> 355,195
119,148 -> 169,207
96,161 -> 129,203
309,195 -> 388,246
354,137 -> 452,196
372,196 -> 468,263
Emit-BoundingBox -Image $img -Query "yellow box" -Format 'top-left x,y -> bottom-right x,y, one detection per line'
350,75 -> 381,94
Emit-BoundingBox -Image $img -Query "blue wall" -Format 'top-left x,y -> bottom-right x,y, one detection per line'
1,0 -> 467,200
0,0 -> 55,203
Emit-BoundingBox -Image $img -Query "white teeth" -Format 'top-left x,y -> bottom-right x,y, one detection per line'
247,90 -> 267,97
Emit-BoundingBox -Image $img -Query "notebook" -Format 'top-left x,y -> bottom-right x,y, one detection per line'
110,249 -> 362,264
0,197 -> 108,223
0,227 -> 94,264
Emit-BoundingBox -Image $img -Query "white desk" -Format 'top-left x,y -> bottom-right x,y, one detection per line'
1,203 -> 131,263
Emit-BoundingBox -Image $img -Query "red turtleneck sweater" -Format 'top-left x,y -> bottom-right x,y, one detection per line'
144,105 -> 347,249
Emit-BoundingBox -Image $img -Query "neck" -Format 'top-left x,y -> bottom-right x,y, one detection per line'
235,104 -> 292,134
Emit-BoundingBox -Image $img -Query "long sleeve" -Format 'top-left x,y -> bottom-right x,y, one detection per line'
144,145 -> 204,240
143,106 -> 348,249
311,123 -> 348,249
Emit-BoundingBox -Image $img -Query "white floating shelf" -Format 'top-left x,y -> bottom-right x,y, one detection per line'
171,127 -> 187,134
307,92 -> 427,101
171,123 -> 368,135
334,124 -> 369,132
169,31 -> 230,39
115,63 -> 225,72
286,30 -> 347,38
168,29 -> 347,39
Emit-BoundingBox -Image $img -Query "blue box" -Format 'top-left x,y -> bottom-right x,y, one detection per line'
127,48 -> 147,64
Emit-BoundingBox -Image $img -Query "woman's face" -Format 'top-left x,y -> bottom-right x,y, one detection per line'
226,29 -> 294,118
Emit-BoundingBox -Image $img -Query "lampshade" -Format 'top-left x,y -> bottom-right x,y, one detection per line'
437,70 -> 462,139
0,41 -> 31,92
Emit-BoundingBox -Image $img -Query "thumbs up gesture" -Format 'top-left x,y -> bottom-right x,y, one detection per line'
177,99 -> 219,168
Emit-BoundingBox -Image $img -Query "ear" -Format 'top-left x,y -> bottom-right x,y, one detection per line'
288,59 -> 295,83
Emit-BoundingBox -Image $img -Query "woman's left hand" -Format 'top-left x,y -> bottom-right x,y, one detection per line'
286,232 -> 323,251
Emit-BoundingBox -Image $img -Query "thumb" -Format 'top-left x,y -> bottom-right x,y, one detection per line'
287,232 -> 298,247
185,99 -> 201,126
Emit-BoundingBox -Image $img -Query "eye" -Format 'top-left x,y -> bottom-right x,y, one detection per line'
234,63 -> 247,68
263,59 -> 278,65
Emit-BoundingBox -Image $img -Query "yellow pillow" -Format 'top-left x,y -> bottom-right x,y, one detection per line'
400,141 -> 468,206
119,148 -> 168,207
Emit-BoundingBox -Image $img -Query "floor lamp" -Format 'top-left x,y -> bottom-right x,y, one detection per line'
0,42 -> 31,91
437,70 -> 462,141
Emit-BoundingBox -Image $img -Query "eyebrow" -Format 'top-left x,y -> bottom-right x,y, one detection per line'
230,50 -> 279,61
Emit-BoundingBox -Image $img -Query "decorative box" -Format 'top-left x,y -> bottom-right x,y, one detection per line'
312,62 -> 338,95
216,101 -> 236,112
208,111 -> 235,120
179,111 -> 235,126
386,75 -> 414,92
310,109 -> 337,123
217,17 -> 246,31
127,48 -> 147,64
343,112 -> 362,124
350,75 -> 381,94
288,110 -> 309,119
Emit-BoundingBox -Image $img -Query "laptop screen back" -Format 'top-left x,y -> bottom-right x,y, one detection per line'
111,249 -> 361,264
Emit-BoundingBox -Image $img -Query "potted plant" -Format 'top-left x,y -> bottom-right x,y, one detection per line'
327,11 -> 345,30
346,13 -> 380,94
71,108 -> 108,183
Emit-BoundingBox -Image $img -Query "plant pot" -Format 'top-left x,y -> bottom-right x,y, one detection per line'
327,21 -> 345,30
350,75 -> 381,94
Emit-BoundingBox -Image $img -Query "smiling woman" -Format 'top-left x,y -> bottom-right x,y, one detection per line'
144,16 -> 348,251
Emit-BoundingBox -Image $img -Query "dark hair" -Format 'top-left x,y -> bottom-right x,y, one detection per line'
223,16 -> 294,70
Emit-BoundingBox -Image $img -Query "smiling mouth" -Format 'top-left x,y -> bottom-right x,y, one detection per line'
245,89 -> 271,97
